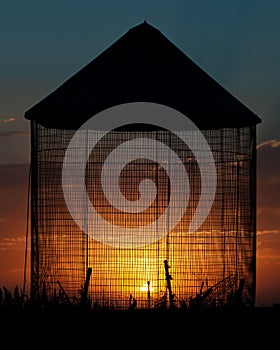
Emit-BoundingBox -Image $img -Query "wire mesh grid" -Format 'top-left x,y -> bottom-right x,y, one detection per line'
30,122 -> 256,309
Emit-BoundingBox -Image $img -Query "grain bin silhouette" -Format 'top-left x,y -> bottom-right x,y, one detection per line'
24,22 -> 261,310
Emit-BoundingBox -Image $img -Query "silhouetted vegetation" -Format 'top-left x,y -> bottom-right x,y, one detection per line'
0,284 -> 279,346
0,284 -> 278,317
0,285 -> 29,309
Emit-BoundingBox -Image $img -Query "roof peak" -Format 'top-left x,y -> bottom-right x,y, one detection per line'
128,20 -> 161,34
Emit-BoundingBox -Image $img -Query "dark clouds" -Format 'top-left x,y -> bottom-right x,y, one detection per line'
0,132 -> 30,164
257,139 -> 280,230
256,140 -> 280,306
0,163 -> 29,188
0,163 -> 30,289
0,163 -> 29,237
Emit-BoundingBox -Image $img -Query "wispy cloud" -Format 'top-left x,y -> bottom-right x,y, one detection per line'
0,236 -> 26,251
257,139 -> 280,149
0,131 -> 29,137
257,229 -> 280,260
257,229 -> 280,236
0,117 -> 16,123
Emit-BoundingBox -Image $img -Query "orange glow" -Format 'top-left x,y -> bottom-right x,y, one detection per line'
140,283 -> 153,292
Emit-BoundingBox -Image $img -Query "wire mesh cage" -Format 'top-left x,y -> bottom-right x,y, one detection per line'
30,120 -> 257,310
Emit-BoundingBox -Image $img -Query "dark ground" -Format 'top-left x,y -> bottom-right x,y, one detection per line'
0,305 -> 279,345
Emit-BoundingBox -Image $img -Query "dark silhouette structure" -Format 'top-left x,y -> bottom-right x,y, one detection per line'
24,21 -> 261,310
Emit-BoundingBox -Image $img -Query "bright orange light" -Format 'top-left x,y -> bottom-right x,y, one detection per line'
140,282 -> 153,292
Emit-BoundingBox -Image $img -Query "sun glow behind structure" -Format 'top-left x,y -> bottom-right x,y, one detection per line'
24,21 -> 261,310
27,123 -> 257,309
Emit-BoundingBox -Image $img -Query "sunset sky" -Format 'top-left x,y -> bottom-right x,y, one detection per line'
0,0 -> 279,307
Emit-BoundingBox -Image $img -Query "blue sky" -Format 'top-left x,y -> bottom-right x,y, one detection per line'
0,0 -> 280,305
1,0 -> 280,155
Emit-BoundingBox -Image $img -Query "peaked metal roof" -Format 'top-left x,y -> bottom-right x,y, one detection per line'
24,21 -> 261,130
